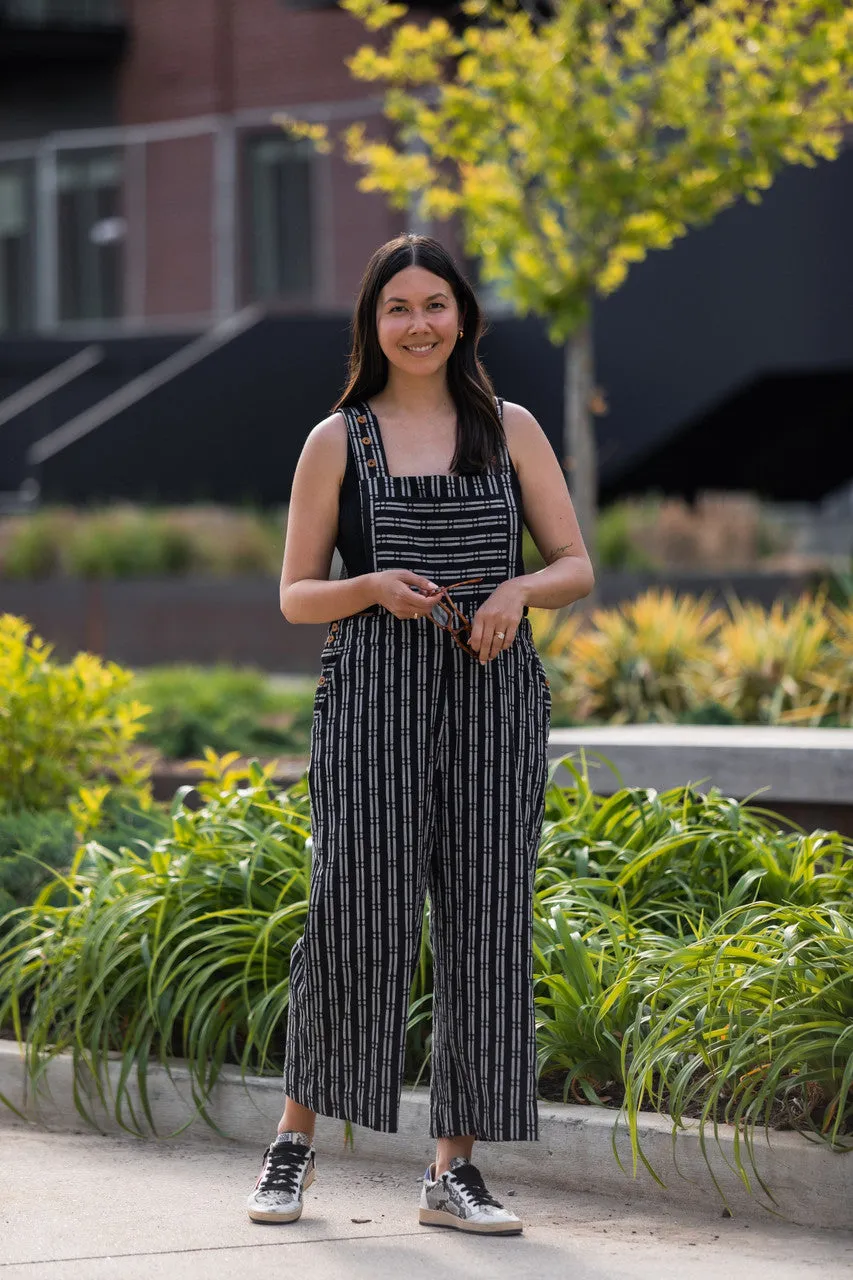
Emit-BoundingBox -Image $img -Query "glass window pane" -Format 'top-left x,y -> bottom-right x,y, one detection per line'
0,165 -> 32,333
56,147 -> 123,321
247,136 -> 313,302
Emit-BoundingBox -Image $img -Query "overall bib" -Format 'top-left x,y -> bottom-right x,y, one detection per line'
283,399 -> 552,1141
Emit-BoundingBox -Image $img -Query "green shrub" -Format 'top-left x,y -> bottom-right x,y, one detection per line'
0,615 -> 151,812
166,507 -> 283,576
0,757 -> 312,1134
66,509 -> 194,578
531,758 -> 853,1198
1,510 -> 75,580
537,758 -> 853,924
597,504 -> 658,571
0,810 -> 75,920
0,796 -> 168,921
0,505 -> 284,580
133,665 -> 314,759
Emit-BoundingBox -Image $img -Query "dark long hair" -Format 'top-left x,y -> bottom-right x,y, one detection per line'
333,234 -> 503,474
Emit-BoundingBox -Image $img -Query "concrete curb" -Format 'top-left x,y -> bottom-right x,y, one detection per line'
2,1042 -> 850,1230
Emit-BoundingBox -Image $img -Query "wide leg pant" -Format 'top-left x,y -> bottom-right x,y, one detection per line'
283,610 -> 551,1140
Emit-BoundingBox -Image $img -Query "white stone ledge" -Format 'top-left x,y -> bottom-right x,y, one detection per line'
548,726 -> 853,804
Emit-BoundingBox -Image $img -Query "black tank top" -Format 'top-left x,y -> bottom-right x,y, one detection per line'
334,399 -> 527,582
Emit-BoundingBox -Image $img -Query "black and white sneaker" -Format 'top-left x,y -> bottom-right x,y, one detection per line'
246,1130 -> 316,1223
418,1155 -> 522,1235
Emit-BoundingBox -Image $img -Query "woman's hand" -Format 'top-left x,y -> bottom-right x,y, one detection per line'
373,569 -> 441,620
469,580 -> 528,664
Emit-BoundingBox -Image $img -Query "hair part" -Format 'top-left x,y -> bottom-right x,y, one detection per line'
333,233 -> 503,474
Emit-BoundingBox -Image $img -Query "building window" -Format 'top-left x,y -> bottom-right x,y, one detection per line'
0,165 -> 32,334
245,135 -> 314,303
57,148 -> 123,322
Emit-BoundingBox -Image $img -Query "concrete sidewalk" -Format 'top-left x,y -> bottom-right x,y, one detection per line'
3,1044 -> 852,1231
2,1123 -> 852,1280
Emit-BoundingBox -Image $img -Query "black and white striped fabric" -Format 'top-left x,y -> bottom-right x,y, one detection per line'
282,399 -> 551,1141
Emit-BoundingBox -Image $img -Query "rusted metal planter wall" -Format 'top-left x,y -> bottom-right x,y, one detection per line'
0,577 -> 326,672
0,571 -> 819,673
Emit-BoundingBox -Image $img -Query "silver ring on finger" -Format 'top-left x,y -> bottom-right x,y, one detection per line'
496,631 -> 506,639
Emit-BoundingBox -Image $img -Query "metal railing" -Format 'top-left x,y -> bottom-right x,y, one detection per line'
1,0 -> 124,27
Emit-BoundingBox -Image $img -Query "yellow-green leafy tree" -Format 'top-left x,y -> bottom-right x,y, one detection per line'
282,0 -> 853,562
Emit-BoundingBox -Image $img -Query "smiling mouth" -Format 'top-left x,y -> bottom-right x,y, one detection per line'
403,342 -> 439,353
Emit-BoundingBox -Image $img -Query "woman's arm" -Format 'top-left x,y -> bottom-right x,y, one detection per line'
280,413 -> 378,624
503,401 -> 595,608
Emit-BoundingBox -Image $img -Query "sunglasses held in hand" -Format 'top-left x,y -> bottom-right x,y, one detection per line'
425,576 -> 484,657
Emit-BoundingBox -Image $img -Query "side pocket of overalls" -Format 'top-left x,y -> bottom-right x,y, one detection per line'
313,637 -> 346,716
519,620 -> 552,718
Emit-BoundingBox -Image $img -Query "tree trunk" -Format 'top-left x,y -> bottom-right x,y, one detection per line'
565,316 -> 597,592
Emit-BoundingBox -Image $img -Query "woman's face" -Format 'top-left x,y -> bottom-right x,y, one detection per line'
375,265 -> 461,375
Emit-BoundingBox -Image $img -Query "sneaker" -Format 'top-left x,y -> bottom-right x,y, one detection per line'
246,1130 -> 316,1223
418,1155 -> 522,1235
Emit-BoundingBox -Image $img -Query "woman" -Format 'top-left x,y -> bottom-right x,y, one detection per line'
247,233 -> 594,1236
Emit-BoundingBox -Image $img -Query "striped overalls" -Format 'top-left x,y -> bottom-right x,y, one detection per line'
283,400 -> 552,1141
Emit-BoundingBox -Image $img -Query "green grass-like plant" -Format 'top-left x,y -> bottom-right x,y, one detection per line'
2,751 -> 851,1213
0,755 -> 311,1136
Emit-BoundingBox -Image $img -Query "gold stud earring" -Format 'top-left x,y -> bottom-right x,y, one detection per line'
458,328 -> 464,339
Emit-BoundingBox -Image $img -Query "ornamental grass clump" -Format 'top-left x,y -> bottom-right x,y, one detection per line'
621,903 -> 853,1202
535,756 -> 853,927
807,602 -> 853,726
713,592 -> 835,725
533,888 -> 676,1105
0,755 -> 312,1136
531,756 -> 853,1198
539,588 -> 853,726
549,589 -> 721,724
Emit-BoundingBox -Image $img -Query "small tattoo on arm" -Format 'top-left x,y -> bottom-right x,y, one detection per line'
545,543 -> 574,564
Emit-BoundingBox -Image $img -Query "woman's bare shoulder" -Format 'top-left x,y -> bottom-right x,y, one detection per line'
500,400 -> 543,433
299,410 -> 349,484
308,409 -> 349,445
499,400 -> 546,473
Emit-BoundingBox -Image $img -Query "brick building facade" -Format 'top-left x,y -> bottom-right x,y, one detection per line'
2,2 -> 852,511
0,0 -> 423,334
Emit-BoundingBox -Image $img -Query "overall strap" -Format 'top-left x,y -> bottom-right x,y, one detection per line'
340,403 -> 383,481
493,395 -> 513,472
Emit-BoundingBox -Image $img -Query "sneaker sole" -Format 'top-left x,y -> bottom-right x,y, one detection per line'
418,1207 -> 522,1235
247,1167 -> 316,1223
